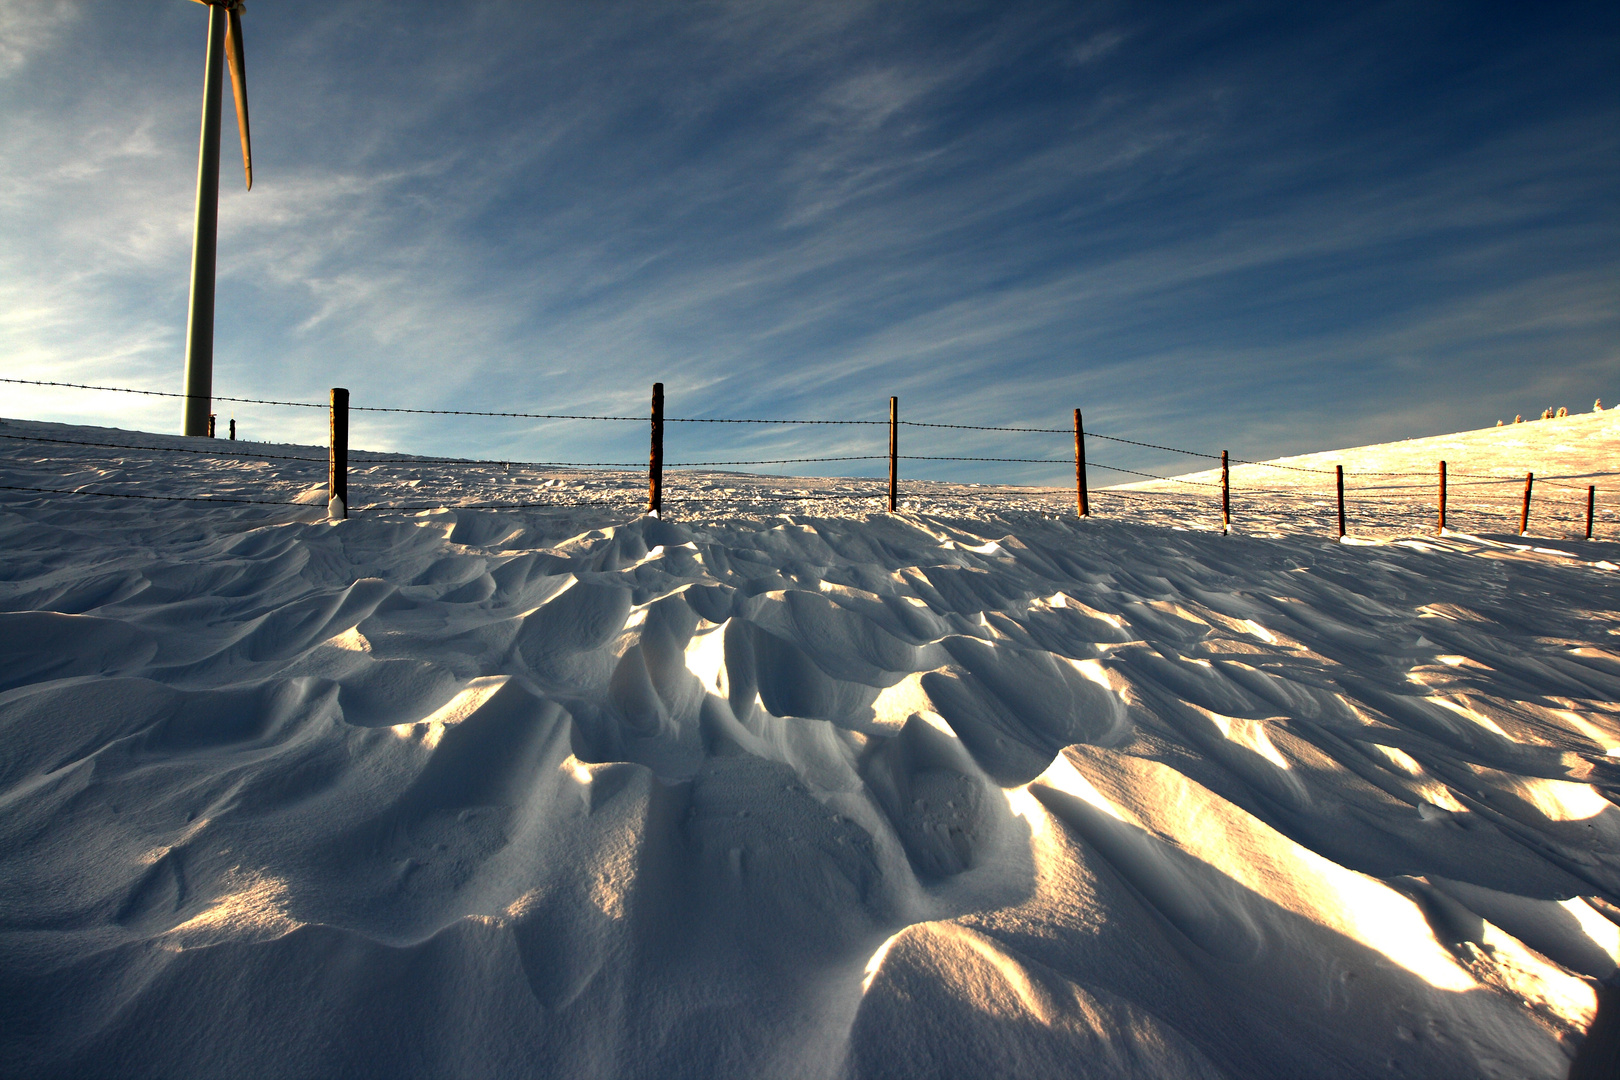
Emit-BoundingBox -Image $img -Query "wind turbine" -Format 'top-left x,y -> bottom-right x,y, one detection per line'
181,0 -> 253,437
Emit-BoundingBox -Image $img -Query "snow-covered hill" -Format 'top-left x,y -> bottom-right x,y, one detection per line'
1,413 -> 1617,1078
1122,407 -> 1619,540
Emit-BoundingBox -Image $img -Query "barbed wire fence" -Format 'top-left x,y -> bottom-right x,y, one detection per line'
0,375 -> 1610,539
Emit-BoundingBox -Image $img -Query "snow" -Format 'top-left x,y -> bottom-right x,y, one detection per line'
1119,407 -> 1619,541
1,410 -> 1617,1078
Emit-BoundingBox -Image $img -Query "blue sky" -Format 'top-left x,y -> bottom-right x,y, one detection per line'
2,0 -> 1615,485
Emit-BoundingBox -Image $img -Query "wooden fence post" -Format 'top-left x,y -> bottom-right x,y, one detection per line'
888,396 -> 898,513
1074,409 -> 1090,517
1437,460 -> 1447,534
328,387 -> 348,520
228,418 -> 236,441
1520,472 -> 1533,535
1588,486 -> 1596,539
207,413 -> 216,438
1336,465 -> 1345,538
649,382 -> 664,517
1221,450 -> 1230,533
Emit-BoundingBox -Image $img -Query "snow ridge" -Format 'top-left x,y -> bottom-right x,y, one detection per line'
1,416 -> 1617,1078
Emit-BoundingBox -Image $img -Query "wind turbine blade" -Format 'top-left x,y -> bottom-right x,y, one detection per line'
225,6 -> 252,190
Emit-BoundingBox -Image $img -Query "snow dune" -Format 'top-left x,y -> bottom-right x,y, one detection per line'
1,412 -> 1617,1078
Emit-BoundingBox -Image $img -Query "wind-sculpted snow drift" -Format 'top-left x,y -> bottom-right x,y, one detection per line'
1,419 -> 1618,1078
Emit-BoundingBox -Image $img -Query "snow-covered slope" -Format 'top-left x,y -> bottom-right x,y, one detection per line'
1121,407 -> 1619,540
1,414 -> 1617,1079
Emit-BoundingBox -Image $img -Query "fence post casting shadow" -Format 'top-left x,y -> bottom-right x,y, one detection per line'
1221,450 -> 1230,533
328,387 -> 348,520
649,382 -> 664,517
1520,472 -> 1533,535
1438,460 -> 1447,535
888,396 -> 898,513
1336,464 -> 1345,538
1075,409 -> 1089,517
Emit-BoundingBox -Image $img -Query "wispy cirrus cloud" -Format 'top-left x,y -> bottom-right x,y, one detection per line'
0,0 -> 79,78
1,0 -> 1614,479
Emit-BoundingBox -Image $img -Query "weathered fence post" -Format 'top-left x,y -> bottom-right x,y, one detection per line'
1520,472 -> 1533,535
1437,460 -> 1447,534
328,387 -> 348,520
228,417 -> 236,441
1336,464 -> 1345,538
1074,409 -> 1090,517
1588,486 -> 1596,539
649,382 -> 664,517
888,396 -> 898,513
207,413 -> 216,438
1221,450 -> 1230,533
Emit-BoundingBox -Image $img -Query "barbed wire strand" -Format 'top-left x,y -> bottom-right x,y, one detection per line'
899,420 -> 1068,434
4,377 -> 1610,513
669,455 -> 885,466
1,378 -> 893,425
354,407 -> 641,420
7,377 -> 1612,480
667,417 -> 883,426
13,429 -> 1606,490
18,431 -> 1605,501
0,433 -> 899,471
1,432 -> 334,463
2,377 -> 329,411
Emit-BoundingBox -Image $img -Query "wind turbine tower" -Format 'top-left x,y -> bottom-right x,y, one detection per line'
181,0 -> 253,437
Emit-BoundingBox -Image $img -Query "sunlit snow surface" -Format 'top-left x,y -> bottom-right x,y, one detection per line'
1,412 -> 1618,1079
